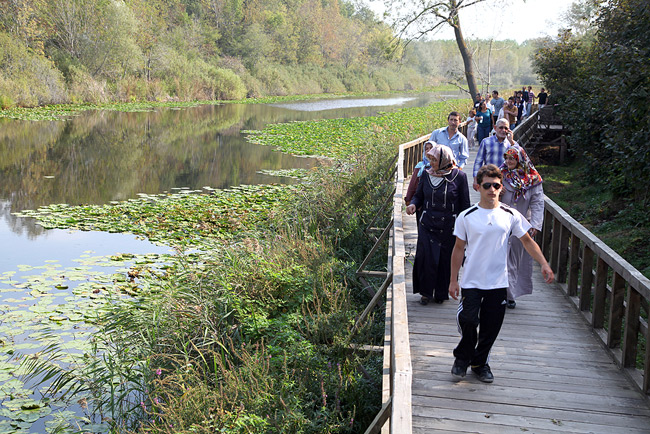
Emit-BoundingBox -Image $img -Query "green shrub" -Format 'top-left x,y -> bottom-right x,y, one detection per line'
0,32 -> 68,106
67,64 -> 108,104
0,94 -> 15,110
210,67 -> 246,100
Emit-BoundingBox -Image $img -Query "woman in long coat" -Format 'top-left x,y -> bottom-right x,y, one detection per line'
406,144 -> 471,305
500,146 -> 544,308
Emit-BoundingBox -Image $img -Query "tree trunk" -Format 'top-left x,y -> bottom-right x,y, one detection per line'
449,1 -> 479,99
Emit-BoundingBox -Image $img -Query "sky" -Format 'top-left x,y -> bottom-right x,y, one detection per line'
364,0 -> 573,44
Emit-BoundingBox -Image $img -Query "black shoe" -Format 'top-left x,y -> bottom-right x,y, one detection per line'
419,296 -> 429,305
472,364 -> 494,383
451,359 -> 468,378
507,300 -> 516,309
434,298 -> 445,304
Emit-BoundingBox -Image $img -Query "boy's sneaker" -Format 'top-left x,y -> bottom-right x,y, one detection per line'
507,300 -> 516,309
472,364 -> 494,383
451,359 -> 468,378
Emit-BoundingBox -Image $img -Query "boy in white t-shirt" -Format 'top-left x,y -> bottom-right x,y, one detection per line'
448,164 -> 554,383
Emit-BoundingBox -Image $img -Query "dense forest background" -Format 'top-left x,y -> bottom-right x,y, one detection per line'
0,0 -> 537,107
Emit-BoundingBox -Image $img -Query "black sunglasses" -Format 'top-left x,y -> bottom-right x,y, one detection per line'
481,182 -> 502,190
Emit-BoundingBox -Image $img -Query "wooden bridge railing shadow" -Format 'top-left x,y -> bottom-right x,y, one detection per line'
365,112 -> 650,433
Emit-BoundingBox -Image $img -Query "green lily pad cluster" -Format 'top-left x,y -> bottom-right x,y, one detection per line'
245,98 -> 470,159
13,185 -> 300,249
257,168 -> 309,179
0,252 -> 172,433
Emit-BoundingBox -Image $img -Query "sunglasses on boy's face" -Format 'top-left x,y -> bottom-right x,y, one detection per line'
481,182 -> 502,190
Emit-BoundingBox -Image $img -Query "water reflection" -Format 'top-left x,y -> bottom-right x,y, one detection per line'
270,96 -> 417,111
0,91 -> 460,239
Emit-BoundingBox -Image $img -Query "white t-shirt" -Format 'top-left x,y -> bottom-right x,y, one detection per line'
454,203 -> 531,289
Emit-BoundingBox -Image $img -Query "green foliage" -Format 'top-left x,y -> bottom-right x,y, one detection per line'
532,0 -> 650,203
540,161 -> 650,278
247,98 -> 471,158
0,0 -> 436,105
0,32 -> 67,106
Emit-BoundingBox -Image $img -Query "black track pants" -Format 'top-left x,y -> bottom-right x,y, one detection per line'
453,287 -> 507,367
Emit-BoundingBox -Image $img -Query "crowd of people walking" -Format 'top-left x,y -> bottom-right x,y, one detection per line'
404,88 -> 554,384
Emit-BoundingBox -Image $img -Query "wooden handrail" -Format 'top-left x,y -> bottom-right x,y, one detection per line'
542,197 -> 650,394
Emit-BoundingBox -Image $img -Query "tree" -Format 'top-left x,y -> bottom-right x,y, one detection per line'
533,0 -> 650,199
384,0 -> 487,98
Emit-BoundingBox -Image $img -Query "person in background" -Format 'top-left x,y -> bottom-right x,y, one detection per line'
429,111 -> 469,169
499,146 -> 544,309
503,97 -> 518,129
473,92 -> 483,110
527,86 -> 535,113
491,90 -> 505,124
405,140 -> 434,223
474,101 -> 493,147
515,95 -> 526,125
472,118 -> 516,190
520,86 -> 529,109
406,144 -> 470,305
537,88 -> 548,108
466,109 -> 478,149
448,164 -> 554,383
485,94 -> 494,115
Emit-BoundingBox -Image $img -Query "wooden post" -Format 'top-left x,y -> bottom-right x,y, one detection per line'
607,272 -> 625,348
592,257 -> 608,328
567,234 -> 580,296
541,209 -> 553,258
559,136 -> 566,164
622,288 -> 641,368
630,318 -> 650,394
558,224 -> 570,283
579,246 -> 594,312
550,218 -> 561,273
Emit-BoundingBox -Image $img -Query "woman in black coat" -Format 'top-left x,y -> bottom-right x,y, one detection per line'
406,144 -> 471,304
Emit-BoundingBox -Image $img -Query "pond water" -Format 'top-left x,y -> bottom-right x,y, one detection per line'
0,91 -> 459,432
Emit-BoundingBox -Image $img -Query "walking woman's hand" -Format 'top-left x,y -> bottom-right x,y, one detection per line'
541,264 -> 555,283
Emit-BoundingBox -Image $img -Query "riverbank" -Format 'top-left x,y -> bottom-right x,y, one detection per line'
0,86 -> 461,122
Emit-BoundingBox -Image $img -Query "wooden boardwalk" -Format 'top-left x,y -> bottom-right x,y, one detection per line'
402,153 -> 650,433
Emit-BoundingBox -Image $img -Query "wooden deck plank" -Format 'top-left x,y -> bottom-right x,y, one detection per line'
403,153 -> 650,432
413,395 -> 650,430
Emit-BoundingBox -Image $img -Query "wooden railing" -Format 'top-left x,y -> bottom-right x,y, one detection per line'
513,110 -> 538,149
541,198 -> 650,394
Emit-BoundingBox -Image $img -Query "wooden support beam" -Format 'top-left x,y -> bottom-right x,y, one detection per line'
608,272 -> 626,348
580,246 -> 594,312
363,396 -> 392,434
592,257 -> 608,329
567,234 -> 580,296
622,288 -> 641,368
352,273 -> 393,336
558,224 -> 570,283
550,218 -> 561,273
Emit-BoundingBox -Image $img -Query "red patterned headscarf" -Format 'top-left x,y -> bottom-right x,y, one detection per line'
499,146 -> 543,202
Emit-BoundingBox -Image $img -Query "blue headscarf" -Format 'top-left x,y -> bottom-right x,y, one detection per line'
415,141 -> 433,177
